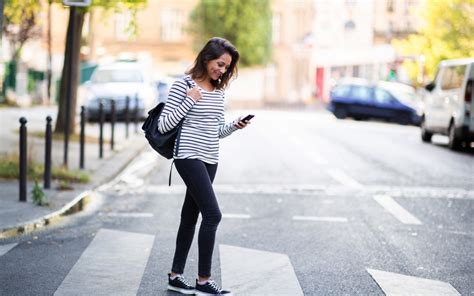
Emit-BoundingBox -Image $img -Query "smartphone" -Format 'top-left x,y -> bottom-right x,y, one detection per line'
241,114 -> 255,123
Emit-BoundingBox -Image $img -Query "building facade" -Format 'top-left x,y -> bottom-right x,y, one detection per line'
26,0 -> 423,105
311,0 -> 398,101
373,0 -> 422,44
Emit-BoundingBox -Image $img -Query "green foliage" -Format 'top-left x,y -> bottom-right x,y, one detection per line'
3,0 -> 42,60
0,154 -> 90,183
52,0 -> 147,39
31,180 -> 47,206
189,0 -> 272,67
393,0 -> 474,82
3,0 -> 41,25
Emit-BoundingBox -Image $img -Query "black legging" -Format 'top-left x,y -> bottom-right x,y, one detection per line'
171,159 -> 221,277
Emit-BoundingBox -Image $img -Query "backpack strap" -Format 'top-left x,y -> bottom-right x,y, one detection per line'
169,159 -> 175,187
169,76 -> 194,186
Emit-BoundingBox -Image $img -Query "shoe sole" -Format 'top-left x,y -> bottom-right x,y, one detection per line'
194,291 -> 233,296
167,284 -> 195,295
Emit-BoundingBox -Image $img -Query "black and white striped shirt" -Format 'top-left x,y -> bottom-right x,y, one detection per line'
157,76 -> 238,164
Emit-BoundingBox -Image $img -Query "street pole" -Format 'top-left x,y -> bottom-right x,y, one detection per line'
0,0 -> 4,42
63,5 -> 77,167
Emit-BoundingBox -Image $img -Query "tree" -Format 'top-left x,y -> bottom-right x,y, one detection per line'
46,0 -> 53,104
0,1 -> 5,42
393,0 -> 474,84
2,0 -> 42,63
54,0 -> 146,134
2,0 -> 41,97
189,0 -> 272,67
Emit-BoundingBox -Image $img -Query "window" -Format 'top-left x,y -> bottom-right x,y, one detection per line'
115,11 -> 133,41
333,85 -> 351,97
351,86 -> 372,101
160,9 -> 184,42
441,65 -> 466,90
387,0 -> 394,12
345,0 -> 357,7
272,12 -> 281,44
374,88 -> 393,104
92,70 -> 143,83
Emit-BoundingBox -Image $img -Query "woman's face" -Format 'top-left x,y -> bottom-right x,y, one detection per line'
206,53 -> 232,81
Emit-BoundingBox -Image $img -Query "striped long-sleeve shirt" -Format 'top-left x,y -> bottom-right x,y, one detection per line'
157,76 -> 238,164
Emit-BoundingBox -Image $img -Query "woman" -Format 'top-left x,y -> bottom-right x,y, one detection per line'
158,37 -> 250,295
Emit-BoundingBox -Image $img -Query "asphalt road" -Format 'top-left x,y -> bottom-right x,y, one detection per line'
1,109 -> 473,295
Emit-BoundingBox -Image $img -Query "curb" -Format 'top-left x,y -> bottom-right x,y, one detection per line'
0,191 -> 92,239
0,139 -> 149,240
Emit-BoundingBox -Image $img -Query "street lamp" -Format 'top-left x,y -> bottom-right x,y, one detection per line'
62,0 -> 91,167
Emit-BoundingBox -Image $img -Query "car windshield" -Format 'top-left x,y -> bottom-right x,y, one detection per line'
385,87 -> 417,106
92,69 -> 143,83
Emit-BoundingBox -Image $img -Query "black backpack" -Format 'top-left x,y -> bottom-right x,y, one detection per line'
141,102 -> 183,159
142,79 -> 193,159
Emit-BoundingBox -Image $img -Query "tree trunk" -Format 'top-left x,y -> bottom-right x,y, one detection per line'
54,8 -> 85,134
0,1 -> 4,42
46,0 -> 52,104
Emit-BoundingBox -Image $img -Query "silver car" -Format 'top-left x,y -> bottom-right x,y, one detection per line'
84,62 -> 158,122
421,58 -> 474,150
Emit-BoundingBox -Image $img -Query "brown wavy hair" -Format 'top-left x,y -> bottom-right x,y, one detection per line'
186,37 -> 240,89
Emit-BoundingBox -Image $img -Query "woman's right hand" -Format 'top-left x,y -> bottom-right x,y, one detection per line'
187,87 -> 202,102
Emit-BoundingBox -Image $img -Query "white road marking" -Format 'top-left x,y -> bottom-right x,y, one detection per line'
220,245 -> 303,296
100,212 -> 154,218
54,229 -> 154,296
373,195 -> 422,225
0,243 -> 18,257
98,151 -> 158,191
292,216 -> 348,222
222,213 -> 251,219
135,184 -> 474,200
327,168 -> 364,189
289,135 -> 328,165
367,268 -> 460,296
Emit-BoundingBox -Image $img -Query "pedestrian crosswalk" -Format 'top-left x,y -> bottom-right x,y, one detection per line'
367,269 -> 461,296
220,245 -> 304,296
20,228 -> 455,295
54,229 -> 154,296
0,242 -> 17,257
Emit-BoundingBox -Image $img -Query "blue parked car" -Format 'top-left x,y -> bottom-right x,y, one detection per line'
327,79 -> 422,125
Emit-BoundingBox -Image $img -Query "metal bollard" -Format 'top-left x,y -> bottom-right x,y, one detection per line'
99,101 -> 104,158
125,96 -> 130,138
134,96 -> 139,133
44,116 -> 52,189
111,100 -> 116,151
80,106 -> 85,169
19,117 -> 27,202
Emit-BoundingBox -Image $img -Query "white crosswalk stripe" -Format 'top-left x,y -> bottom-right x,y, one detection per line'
54,229 -> 154,296
373,194 -> 422,225
327,168 -> 365,189
292,215 -> 348,222
219,244 -> 304,295
367,268 -> 461,295
0,243 -> 17,257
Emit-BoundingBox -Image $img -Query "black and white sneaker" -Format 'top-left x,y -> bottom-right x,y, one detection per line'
167,273 -> 195,295
195,279 -> 232,295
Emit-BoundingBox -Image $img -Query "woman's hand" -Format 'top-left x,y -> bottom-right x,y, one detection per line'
187,87 -> 202,102
234,116 -> 251,129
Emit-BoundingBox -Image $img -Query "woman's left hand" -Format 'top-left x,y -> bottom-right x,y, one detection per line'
234,117 -> 251,129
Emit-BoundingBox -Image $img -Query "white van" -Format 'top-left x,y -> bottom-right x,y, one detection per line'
421,58 -> 474,150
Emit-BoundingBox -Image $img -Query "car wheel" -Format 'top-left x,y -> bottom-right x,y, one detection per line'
448,122 -> 461,150
334,105 -> 348,119
421,118 -> 432,142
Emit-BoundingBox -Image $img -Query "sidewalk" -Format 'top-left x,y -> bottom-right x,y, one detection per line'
0,106 -> 149,239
